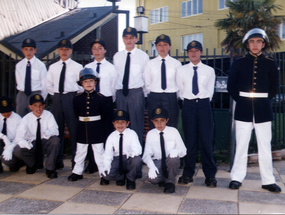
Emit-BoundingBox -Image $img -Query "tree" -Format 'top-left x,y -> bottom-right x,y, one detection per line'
215,0 -> 283,54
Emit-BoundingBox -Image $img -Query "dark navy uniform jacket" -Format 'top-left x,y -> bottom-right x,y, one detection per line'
227,53 -> 279,123
73,90 -> 111,144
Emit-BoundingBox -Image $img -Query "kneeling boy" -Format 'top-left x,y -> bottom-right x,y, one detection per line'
143,107 -> 186,193
101,110 -> 142,190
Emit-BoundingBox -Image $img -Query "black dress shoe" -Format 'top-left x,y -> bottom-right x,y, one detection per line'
158,181 -> 165,187
262,184 -> 281,193
100,177 -> 110,185
46,170 -> 58,179
229,180 -> 242,189
26,165 -> 37,174
116,179 -> 125,186
126,179 -> 136,190
178,175 -> 193,184
68,173 -> 83,181
205,178 -> 217,188
164,183 -> 175,193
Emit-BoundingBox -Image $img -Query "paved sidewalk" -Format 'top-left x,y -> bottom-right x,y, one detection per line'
0,159 -> 285,214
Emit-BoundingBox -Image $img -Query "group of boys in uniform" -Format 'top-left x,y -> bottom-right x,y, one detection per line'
0,27 -> 281,193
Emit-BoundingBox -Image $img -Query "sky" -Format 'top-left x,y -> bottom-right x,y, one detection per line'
78,0 -> 136,51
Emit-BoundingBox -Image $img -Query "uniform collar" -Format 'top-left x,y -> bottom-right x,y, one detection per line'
189,61 -> 202,68
60,58 -> 71,65
158,54 -> 170,61
25,55 -> 36,64
154,126 -> 168,134
247,53 -> 265,60
124,47 -> 137,55
31,111 -> 43,121
115,128 -> 129,136
95,58 -> 106,65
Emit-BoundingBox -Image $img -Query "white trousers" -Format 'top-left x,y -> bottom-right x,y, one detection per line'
231,120 -> 275,185
72,143 -> 104,176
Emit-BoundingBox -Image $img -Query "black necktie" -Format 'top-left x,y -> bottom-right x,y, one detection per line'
95,63 -> 101,92
59,62 -> 66,94
192,66 -> 199,95
25,61 -> 31,96
122,52 -> 131,97
160,132 -> 168,178
1,118 -> 7,147
119,133 -> 124,175
161,59 -> 166,90
35,118 -> 43,166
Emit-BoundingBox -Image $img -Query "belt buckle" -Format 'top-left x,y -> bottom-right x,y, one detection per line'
83,117 -> 90,122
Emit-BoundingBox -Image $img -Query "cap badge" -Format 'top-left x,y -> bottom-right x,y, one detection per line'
2,100 -> 7,107
62,40 -> 66,45
127,27 -> 132,32
191,41 -> 196,46
26,39 -> 31,43
118,111 -> 123,116
35,95 -> 40,100
155,108 -> 161,114
95,39 -> 100,42
160,34 -> 165,39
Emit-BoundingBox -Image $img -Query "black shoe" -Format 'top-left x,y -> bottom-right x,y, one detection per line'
68,173 -> 83,181
164,183 -> 175,193
126,179 -> 136,190
262,184 -> 281,193
116,179 -> 125,186
229,180 -> 242,189
205,178 -> 217,188
26,165 -> 37,174
55,161 -> 64,170
158,181 -> 165,187
46,169 -> 58,179
136,170 -> 142,179
9,165 -> 20,172
178,175 -> 193,184
100,177 -> 110,185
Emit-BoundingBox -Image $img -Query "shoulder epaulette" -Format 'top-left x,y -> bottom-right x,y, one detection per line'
75,92 -> 83,96
235,55 -> 245,60
97,92 -> 104,97
265,56 -> 275,62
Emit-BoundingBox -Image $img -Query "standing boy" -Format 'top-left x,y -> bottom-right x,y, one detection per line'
143,107 -> 186,193
46,39 -> 83,169
68,68 -> 110,181
12,94 -> 60,178
144,34 -> 181,129
0,96 -> 22,173
227,28 -> 281,193
101,110 -> 142,190
176,41 -> 217,187
113,27 -> 149,145
15,38 -> 47,117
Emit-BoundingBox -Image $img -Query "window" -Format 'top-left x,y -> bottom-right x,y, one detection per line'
150,6 -> 168,24
219,0 -> 237,9
182,33 -> 203,51
150,41 -> 158,56
278,21 -> 285,40
181,0 -> 203,17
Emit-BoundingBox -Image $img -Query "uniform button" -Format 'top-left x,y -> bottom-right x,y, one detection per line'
87,102 -> 89,104
87,97 -> 90,99
254,77 -> 256,79
254,71 -> 257,73
255,61 -> 258,63
255,66 -> 257,68
254,83 -> 256,85
253,88 -> 256,90
87,107 -> 89,109
87,112 -> 89,114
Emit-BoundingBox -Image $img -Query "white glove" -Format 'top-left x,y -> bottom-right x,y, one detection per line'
169,149 -> 179,158
43,130 -> 52,140
101,162 -> 111,177
148,166 -> 159,179
18,140 -> 33,150
2,144 -> 15,161
1,135 -> 11,147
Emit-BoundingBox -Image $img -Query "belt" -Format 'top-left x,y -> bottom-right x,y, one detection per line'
79,115 -> 101,122
239,91 -> 268,98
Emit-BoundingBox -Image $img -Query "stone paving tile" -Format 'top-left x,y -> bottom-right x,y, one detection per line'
239,190 -> 285,205
122,193 -> 183,214
69,190 -> 131,207
240,180 -> 285,194
44,175 -> 97,188
244,172 -> 281,182
2,170 -> 50,184
0,170 -> 13,179
276,168 -> 285,175
0,194 -> 13,203
49,202 -> 117,214
0,197 -> 63,214
178,198 -> 238,214
136,182 -> 189,196
193,177 -> 230,188
0,181 -> 34,195
115,209 -> 168,214
239,202 -> 285,214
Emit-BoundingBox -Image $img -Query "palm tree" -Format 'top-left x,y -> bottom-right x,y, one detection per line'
215,0 -> 283,54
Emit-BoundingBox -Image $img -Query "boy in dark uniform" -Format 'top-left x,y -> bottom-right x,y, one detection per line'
68,68 -> 110,181
227,28 -> 281,193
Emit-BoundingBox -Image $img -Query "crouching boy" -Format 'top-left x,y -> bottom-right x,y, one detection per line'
101,110 -> 142,190
143,107 -> 186,193
13,94 -> 60,178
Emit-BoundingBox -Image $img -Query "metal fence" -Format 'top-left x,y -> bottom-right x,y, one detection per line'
1,48 -> 285,153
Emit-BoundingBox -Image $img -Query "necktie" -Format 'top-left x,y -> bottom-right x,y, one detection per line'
160,132 -> 168,178
119,133 -> 124,175
1,118 -> 7,147
95,63 -> 101,92
192,66 -> 199,95
35,118 -> 43,166
25,61 -> 31,96
161,59 -> 166,90
59,62 -> 66,94
122,52 -> 131,96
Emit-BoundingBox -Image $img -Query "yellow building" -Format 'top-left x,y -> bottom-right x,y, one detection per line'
135,0 -> 285,56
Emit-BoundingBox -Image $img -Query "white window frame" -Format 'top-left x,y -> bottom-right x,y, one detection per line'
150,6 -> 168,25
150,41 -> 158,56
181,33 -> 203,52
181,0 -> 203,18
219,0 -> 237,10
278,21 -> 285,40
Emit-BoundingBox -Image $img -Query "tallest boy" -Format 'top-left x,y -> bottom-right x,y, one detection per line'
113,27 -> 149,145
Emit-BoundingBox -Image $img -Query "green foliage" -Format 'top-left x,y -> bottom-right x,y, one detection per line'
215,0 -> 284,54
